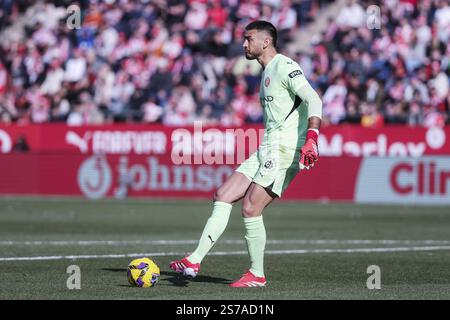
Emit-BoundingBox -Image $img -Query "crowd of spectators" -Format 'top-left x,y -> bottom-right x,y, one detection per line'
0,0 -> 449,128
317,0 -> 450,127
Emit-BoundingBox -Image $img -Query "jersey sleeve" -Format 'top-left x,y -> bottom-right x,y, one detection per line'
281,58 -> 322,119
281,60 -> 309,94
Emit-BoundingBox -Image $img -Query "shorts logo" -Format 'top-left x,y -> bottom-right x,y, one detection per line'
265,77 -> 270,87
264,159 -> 274,170
288,70 -> 302,78
260,157 -> 277,176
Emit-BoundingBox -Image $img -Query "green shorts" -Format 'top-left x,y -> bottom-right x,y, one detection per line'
236,145 -> 300,197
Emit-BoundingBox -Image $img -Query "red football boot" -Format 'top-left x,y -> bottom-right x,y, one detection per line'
169,256 -> 200,279
229,270 -> 266,288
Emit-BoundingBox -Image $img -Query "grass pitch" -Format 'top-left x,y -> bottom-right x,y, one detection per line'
0,197 -> 449,300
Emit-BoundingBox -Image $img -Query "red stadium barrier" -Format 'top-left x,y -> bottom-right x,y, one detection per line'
1,124 -> 449,157
1,124 -> 449,203
0,153 -> 234,199
1,152 -> 449,204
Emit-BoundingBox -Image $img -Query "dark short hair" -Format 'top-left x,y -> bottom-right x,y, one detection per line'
245,20 -> 277,48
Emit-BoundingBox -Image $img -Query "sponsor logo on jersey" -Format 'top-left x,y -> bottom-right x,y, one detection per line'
265,77 -> 270,87
288,70 -> 303,78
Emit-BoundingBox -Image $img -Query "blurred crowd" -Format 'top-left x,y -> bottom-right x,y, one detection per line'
317,0 -> 450,128
0,0 -> 449,128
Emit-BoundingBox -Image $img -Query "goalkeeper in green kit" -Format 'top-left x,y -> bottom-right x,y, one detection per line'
170,20 -> 322,287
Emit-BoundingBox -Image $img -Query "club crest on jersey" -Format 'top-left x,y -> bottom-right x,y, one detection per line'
265,77 -> 270,87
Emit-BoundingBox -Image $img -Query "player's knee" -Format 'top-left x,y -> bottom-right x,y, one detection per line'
242,199 -> 259,218
213,187 -> 227,203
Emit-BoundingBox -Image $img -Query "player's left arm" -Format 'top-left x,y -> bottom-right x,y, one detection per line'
296,83 -> 322,170
284,64 -> 322,170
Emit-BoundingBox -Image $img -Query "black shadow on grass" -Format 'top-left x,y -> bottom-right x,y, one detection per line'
101,269 -> 232,287
161,271 -> 232,287
102,268 -> 127,272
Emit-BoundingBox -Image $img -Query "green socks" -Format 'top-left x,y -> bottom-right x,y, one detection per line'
187,201 -> 232,264
186,202 -> 266,278
244,215 -> 266,278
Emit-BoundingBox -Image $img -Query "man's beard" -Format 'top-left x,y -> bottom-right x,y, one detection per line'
245,51 -> 257,60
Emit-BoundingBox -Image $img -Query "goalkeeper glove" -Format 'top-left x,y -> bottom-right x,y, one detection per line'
299,129 -> 319,170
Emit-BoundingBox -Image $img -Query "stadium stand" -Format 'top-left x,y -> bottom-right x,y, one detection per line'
0,0 -> 448,127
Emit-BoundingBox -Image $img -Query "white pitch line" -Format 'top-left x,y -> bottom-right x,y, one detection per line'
1,246 -> 450,262
1,239 -> 450,246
